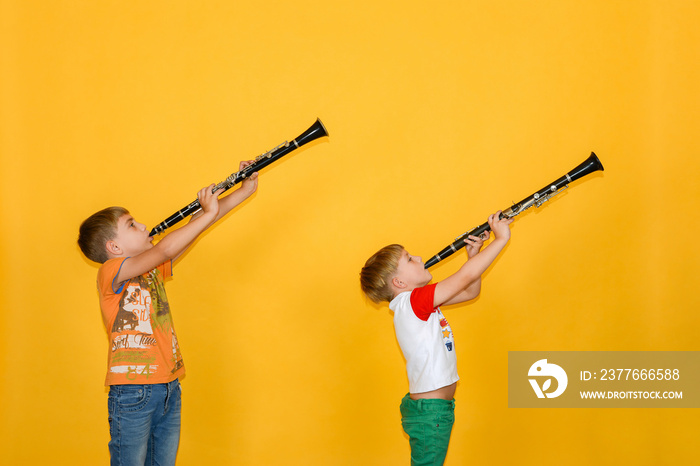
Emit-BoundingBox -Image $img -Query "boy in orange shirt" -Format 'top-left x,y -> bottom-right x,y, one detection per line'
78,161 -> 258,466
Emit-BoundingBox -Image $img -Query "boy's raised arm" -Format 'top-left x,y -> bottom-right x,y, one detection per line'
188,161 -> 258,227
174,161 -> 259,262
433,211 -> 513,308
114,185 -> 221,287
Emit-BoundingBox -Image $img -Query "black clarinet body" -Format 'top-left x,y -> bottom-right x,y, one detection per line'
424,152 -> 604,269
149,118 -> 329,237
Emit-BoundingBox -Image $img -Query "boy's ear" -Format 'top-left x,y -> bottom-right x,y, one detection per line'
392,277 -> 406,289
106,240 -> 122,257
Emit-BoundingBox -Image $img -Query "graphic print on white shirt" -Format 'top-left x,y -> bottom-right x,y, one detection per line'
437,311 -> 455,352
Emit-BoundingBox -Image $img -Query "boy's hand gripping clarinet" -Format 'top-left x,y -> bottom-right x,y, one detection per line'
149,118 -> 329,237
424,152 -> 604,269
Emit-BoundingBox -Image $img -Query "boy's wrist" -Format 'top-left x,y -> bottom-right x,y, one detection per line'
197,209 -> 218,223
241,183 -> 257,196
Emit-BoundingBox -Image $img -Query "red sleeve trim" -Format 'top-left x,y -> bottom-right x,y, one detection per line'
410,283 -> 438,321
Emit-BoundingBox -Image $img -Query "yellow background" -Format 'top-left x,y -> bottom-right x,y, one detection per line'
1,1 -> 698,464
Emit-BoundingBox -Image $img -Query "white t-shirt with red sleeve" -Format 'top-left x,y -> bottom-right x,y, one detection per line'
389,282 -> 459,394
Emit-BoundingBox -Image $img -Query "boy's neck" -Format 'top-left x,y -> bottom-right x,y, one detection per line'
391,280 -> 430,300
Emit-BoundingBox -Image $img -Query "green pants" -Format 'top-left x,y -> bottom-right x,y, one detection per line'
400,394 -> 456,466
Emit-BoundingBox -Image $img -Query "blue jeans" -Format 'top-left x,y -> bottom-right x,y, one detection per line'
108,379 -> 182,466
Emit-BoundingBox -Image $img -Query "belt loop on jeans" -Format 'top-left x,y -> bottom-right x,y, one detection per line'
164,378 -> 177,412
167,378 -> 178,392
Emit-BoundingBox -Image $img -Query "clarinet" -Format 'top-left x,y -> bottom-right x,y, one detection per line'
149,118 -> 329,237
424,152 -> 604,269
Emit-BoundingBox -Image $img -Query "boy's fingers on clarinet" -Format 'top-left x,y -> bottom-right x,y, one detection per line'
490,210 -> 512,225
200,184 -> 219,200
465,235 -> 482,244
498,214 -> 514,225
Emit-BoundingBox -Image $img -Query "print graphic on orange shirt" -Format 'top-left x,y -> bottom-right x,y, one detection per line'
109,268 -> 183,380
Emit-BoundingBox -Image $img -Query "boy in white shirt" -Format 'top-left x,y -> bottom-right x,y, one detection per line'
360,211 -> 512,465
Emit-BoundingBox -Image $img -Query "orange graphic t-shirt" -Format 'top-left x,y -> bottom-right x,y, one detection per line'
97,258 -> 185,386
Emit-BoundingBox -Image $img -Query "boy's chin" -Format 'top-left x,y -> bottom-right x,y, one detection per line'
135,243 -> 153,254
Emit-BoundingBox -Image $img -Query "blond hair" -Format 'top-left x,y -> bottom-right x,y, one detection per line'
77,206 -> 129,263
360,244 -> 404,303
